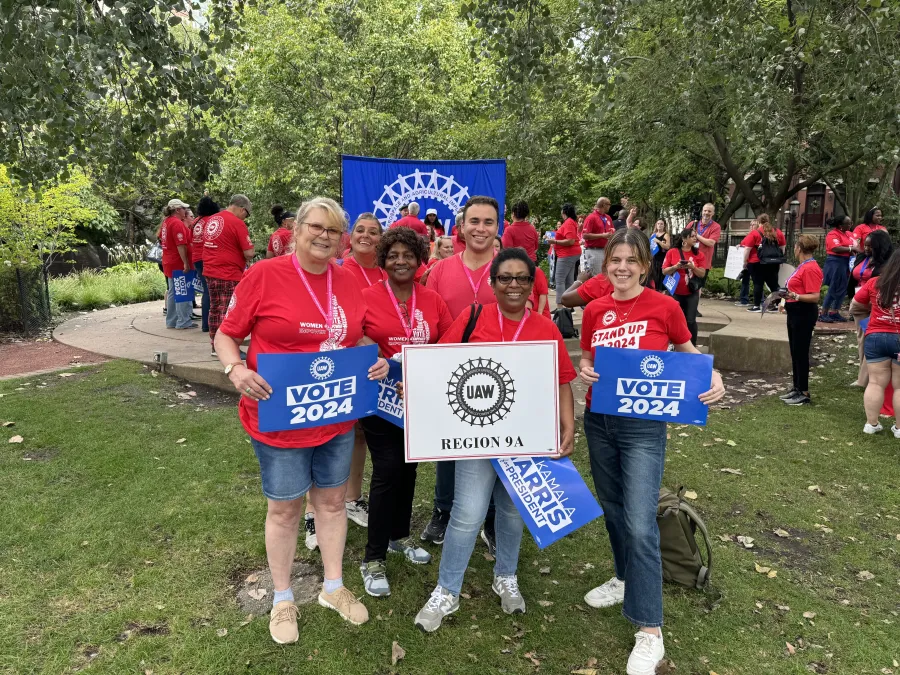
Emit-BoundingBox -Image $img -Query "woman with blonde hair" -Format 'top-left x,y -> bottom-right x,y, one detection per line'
741,213 -> 786,312
429,236 -> 455,268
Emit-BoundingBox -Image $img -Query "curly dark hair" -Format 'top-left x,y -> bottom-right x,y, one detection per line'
377,226 -> 429,269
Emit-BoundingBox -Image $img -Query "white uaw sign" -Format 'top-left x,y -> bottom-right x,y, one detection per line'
403,342 -> 560,462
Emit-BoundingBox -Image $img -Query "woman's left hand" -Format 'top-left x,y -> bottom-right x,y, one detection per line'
699,370 -> 725,404
368,357 -> 390,380
554,425 -> 574,459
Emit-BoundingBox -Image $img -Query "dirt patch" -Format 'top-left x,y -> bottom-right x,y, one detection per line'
21,448 -> 59,462
115,621 -> 170,642
174,380 -> 238,408
235,561 -> 321,614
0,338 -> 106,378
712,371 -> 793,409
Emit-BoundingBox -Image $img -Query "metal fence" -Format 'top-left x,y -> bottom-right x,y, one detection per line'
711,231 -> 828,268
0,267 -> 52,333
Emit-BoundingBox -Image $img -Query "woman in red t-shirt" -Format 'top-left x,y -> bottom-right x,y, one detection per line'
848,230 -> 894,387
428,236 -> 454,268
358,228 -> 453,597
214,197 -> 389,642
160,198 -> 194,329
779,235 -> 824,406
820,215 -> 854,322
527,266 -> 551,317
851,249 -> 900,435
661,227 -> 707,345
577,229 -> 724,673
414,247 -> 576,633
851,206 -> 886,253
192,196 -> 220,332
554,204 -> 582,305
740,214 -> 786,312
266,205 -> 296,258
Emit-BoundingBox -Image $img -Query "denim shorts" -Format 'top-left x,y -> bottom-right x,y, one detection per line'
251,429 -> 355,501
863,332 -> 900,364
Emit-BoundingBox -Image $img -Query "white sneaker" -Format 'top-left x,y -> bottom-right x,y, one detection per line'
891,425 -> 900,439
863,422 -> 883,434
304,513 -> 318,551
584,576 -> 625,608
626,631 -> 665,675
346,499 -> 369,527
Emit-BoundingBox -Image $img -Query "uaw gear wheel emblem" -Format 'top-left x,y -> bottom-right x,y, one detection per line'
447,358 -> 515,427
310,356 -> 335,380
640,355 -> 664,378
372,169 -> 470,228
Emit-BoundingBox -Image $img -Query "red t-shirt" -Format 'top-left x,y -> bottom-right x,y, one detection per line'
452,232 -> 467,254
362,282 -> 453,358
341,255 -> 387,289
662,248 -> 707,295
693,220 -> 721,269
439,303 -> 576,385
161,216 -> 191,277
432,225 -> 446,238
414,264 -> 428,284
785,260 -> 823,303
267,228 -> 294,257
501,221 -> 540,261
852,257 -> 875,283
741,228 -> 785,264
580,289 -> 692,407
191,217 -> 206,264
218,256 -> 366,448
426,253 -> 496,320
825,228 -> 853,257
529,267 -> 551,318
390,216 -> 429,238
554,218 -> 582,258
582,210 -> 612,249
577,274 -> 614,303
855,276 -> 900,335
853,223 -> 887,249
203,210 -> 254,282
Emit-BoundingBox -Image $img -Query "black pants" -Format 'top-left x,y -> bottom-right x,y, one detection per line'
749,262 -> 780,307
675,291 -> 700,345
360,415 -> 418,562
786,302 -> 817,393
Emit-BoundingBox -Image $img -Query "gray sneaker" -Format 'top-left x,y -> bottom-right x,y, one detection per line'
414,585 -> 459,632
360,560 -> 390,597
346,498 -> 369,527
492,575 -> 526,614
388,537 -> 432,565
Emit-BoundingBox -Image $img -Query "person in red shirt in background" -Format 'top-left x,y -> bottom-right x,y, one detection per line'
192,196 -> 220,332
501,201 -> 539,261
848,230 -> 894,388
204,194 -> 255,356
820,215 -> 854,322
690,203 -> 721,270
778,235 -> 824,406
527,265 -> 551,317
560,269 -> 614,308
578,228 -> 724,675
451,212 -> 467,254
424,208 -> 444,239
161,198 -> 195,330
741,214 -> 786,312
427,236 -> 454,269
358,227 -> 453,597
389,201 -> 429,238
662,227 -> 707,345
851,206 -> 887,253
554,204 -> 582,305
266,205 -> 295,258
581,197 -> 614,275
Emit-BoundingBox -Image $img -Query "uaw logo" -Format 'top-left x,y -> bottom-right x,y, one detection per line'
310,356 -> 335,380
640,355 -> 664,378
602,309 -> 617,326
372,169 -> 470,231
447,358 -> 515,427
496,457 -> 575,533
204,214 -> 224,241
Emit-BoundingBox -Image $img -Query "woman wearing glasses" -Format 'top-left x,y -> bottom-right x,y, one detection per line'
414,247 -> 577,632
215,198 -> 389,645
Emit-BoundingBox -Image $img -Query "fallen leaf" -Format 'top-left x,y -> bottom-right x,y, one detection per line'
736,535 -> 755,548
797,440 -> 808,444
8,435 -> 23,443
679,432 -> 689,437
216,628 -> 228,637
717,534 -> 732,542
247,588 -> 266,600
726,440 -> 737,446
245,573 -> 259,584
773,529 -> 790,538
239,614 -> 254,627
539,566 -> 551,575
808,485 -> 823,494
1,421 -> 13,427
684,490 -> 698,500
538,600 -> 554,607
58,372 -> 74,378
720,468 -> 743,475
767,570 -> 778,578
483,552 -> 495,561
571,670 -> 598,675
524,652 -> 542,666
391,641 -> 405,666
786,642 -> 796,656
754,563 -> 771,574
856,570 -> 875,581
803,611 -> 816,619
777,605 -> 790,611
175,438 -> 186,444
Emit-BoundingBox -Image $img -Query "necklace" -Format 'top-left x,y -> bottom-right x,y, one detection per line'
611,288 -> 642,322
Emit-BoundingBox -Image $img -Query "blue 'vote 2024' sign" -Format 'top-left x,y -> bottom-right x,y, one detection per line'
590,347 -> 713,426
256,345 -> 379,432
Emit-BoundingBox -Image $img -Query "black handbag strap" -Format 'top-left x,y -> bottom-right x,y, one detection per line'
461,303 -> 483,344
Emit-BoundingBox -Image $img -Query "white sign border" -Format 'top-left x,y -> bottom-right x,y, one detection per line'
402,341 -> 561,462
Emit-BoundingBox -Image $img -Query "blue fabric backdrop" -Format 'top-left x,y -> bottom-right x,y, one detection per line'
341,155 -> 507,234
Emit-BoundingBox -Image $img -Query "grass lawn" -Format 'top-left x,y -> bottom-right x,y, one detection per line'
1,341 -> 898,675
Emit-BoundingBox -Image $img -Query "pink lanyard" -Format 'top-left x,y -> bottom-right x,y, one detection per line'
354,257 -> 381,287
498,305 -> 530,342
459,254 -> 491,299
292,254 -> 332,331
385,282 -> 417,340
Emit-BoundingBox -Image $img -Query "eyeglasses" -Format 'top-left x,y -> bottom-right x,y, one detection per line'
304,222 -> 344,239
495,275 -> 534,286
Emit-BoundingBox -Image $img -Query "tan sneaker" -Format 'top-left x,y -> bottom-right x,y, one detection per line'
318,586 -> 369,626
269,601 -> 299,644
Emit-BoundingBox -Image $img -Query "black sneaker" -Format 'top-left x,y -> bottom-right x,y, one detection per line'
420,507 -> 451,544
779,388 -> 800,400
747,306 -> 762,313
785,393 -> 811,406
480,527 -> 497,557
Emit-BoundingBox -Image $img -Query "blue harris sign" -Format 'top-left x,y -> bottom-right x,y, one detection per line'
590,347 -> 714,426
341,155 -> 507,234
649,236 -> 659,256
256,345 -> 379,432
376,360 -> 404,428
493,457 -> 603,549
663,272 -> 680,296
172,270 -> 196,303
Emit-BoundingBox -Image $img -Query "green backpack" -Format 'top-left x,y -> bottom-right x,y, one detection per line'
657,486 -> 713,589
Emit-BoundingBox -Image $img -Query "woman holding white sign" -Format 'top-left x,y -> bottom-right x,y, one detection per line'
414,247 -> 577,633
358,227 -> 453,597
215,197 -> 389,645
578,228 -> 724,675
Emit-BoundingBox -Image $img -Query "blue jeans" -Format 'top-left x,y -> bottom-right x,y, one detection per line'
822,255 -> 850,312
195,260 -> 210,332
584,411 -> 667,628
165,276 -> 193,329
437,459 -> 524,596
864,332 -> 900,364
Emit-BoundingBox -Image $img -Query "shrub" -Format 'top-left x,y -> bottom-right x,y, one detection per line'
105,262 -> 159,275
50,267 -> 167,311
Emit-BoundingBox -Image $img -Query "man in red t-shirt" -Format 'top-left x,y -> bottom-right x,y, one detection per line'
691,203 -> 721,270
501,201 -> 539,261
581,197 -> 614,275
161,198 -> 194,329
389,202 -> 429,238
203,194 -> 255,355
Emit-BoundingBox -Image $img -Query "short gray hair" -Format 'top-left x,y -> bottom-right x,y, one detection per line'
455,212 -> 464,225
230,194 -> 252,212
408,202 -> 420,215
